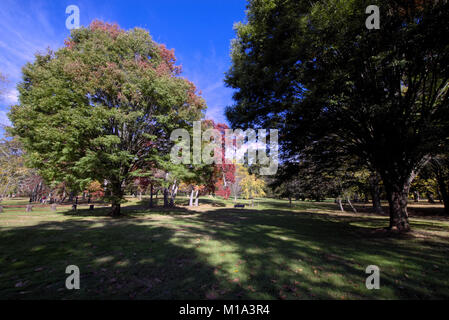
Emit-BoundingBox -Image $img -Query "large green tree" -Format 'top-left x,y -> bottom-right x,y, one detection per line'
9,21 -> 205,216
225,0 -> 449,231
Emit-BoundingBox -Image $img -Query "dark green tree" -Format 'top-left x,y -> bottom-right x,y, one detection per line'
225,0 -> 449,231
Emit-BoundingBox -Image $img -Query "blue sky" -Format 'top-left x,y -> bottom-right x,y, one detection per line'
0,0 -> 247,135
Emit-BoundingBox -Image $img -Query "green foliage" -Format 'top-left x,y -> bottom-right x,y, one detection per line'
225,0 -> 449,229
8,21 -> 206,214
0,137 -> 34,198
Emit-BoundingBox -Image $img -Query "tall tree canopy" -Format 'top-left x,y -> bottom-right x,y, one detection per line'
9,21 -> 206,216
225,0 -> 449,231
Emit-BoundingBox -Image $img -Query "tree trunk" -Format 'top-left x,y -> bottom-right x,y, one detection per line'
110,181 -> 123,217
189,188 -> 195,206
111,202 -> 121,217
386,188 -> 410,231
346,196 -> 357,213
437,189 -> 443,203
194,190 -> 199,206
169,182 -> 178,207
436,177 -> 449,215
369,173 -> 383,214
288,197 -> 292,207
149,184 -> 154,208
426,192 -> 435,203
337,197 -> 344,212
372,191 -> 383,214
163,188 -> 169,208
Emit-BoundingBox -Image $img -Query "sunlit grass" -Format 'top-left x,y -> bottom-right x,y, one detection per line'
0,197 -> 448,299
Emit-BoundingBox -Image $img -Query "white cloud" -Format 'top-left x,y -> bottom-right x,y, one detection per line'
1,88 -> 19,105
0,0 -> 65,84
0,110 -> 11,127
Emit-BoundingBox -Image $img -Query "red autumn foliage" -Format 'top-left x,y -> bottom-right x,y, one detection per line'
210,121 -> 236,199
157,44 -> 182,75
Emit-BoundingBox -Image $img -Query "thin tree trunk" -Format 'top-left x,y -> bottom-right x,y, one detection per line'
346,196 -> 357,213
426,192 -> 435,203
337,197 -> 344,212
369,173 -> 383,214
189,188 -> 195,206
169,182 -> 178,207
149,183 -> 154,208
436,177 -> 449,215
194,190 -> 199,206
163,188 -> 169,208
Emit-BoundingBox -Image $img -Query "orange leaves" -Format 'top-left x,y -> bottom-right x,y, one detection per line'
89,20 -> 123,39
64,39 -> 75,49
157,44 -> 181,75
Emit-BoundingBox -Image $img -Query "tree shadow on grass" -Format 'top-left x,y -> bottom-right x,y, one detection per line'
177,208 -> 449,299
0,218 -> 225,299
61,203 -> 196,218
1,207 -> 448,299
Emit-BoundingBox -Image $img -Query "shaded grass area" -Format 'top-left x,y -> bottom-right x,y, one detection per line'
0,197 -> 448,299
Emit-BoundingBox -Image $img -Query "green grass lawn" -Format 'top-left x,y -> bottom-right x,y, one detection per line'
0,197 -> 448,299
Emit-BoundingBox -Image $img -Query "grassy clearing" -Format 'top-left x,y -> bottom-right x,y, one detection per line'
0,197 -> 448,299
